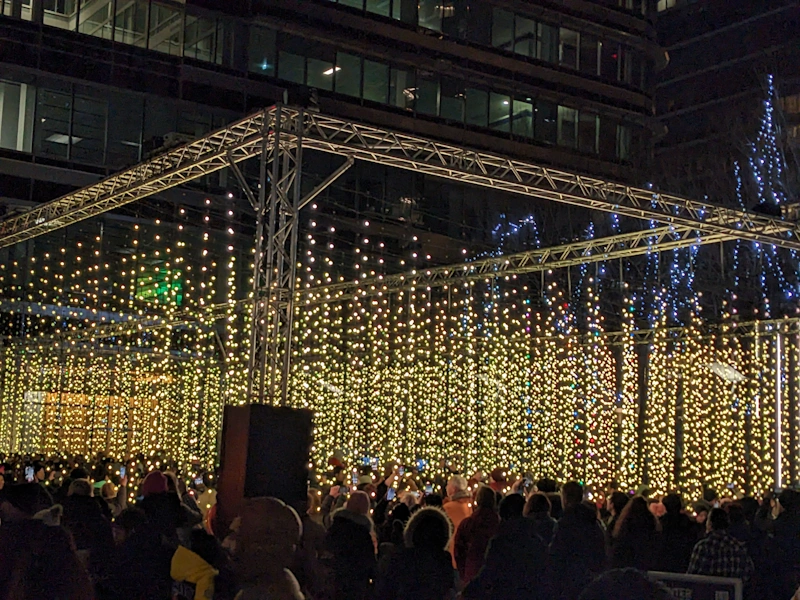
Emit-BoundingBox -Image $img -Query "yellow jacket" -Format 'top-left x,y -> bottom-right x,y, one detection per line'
171,545 -> 218,600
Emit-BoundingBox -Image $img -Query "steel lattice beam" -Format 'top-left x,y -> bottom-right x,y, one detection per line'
0,111 -> 271,249
2,104 -> 799,252
289,109 -> 800,250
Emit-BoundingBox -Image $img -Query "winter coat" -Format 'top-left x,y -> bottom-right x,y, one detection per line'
171,545 -> 218,600
610,526 -> 661,572
547,503 -> 606,600
463,516 -> 547,600
323,509 -> 376,600
453,507 -> 500,585
765,510 -> 800,600
61,494 -> 114,581
658,512 -> 697,573
527,511 -> 557,546
373,547 -> 457,600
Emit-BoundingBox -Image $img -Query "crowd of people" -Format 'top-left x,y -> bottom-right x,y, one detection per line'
0,452 -> 799,600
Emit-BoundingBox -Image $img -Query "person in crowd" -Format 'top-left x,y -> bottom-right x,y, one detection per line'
488,468 -> 507,493
108,470 -> 182,599
764,488 -> 800,600
0,479 -> 53,523
464,493 -> 547,600
605,491 -> 629,538
234,496 -> 305,600
373,507 -> 457,600
442,475 -> 472,558
453,484 -> 500,585
324,489 -> 376,600
195,472 -> 218,519
535,478 -> 558,494
100,475 -> 127,518
610,495 -> 662,571
423,493 -> 443,508
548,481 -> 607,600
688,507 -> 754,583
61,478 -> 114,588
548,492 -> 564,520
291,492 -> 328,599
658,493 -> 697,573
578,568 -> 674,600
524,492 -> 557,545
0,519 -> 95,600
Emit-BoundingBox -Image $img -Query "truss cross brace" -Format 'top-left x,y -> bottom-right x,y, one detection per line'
243,108 -> 353,404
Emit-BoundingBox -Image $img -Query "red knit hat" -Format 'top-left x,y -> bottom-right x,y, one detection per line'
141,470 -> 168,497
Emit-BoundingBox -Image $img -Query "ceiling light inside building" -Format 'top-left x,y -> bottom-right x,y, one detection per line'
323,66 -> 342,76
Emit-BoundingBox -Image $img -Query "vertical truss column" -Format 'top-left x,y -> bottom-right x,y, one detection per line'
247,106 -> 305,404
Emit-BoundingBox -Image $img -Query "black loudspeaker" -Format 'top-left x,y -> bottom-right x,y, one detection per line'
217,405 -> 313,533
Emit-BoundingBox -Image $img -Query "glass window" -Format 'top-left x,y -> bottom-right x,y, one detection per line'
621,47 -> 642,86
442,1 -> 467,39
42,0 -> 78,31
78,0 -> 112,39
71,89 -> 106,164
184,14 -> 219,64
535,99 -> 557,143
416,73 -> 439,116
616,124 -> 631,161
177,108 -> 213,138
538,23 -> 558,63
600,40 -> 620,80
599,116 -> 617,160
278,52 -> 305,85
465,88 -> 488,127
418,0 -> 441,31
389,66 -> 415,110
107,91 -> 142,168
489,92 -> 510,132
149,2 -> 183,56
466,0 -> 492,45
580,33 -> 599,76
559,28 -> 579,69
0,80 -> 35,153
114,0 -> 148,47
365,0 -> 390,16
34,86 -> 72,159
578,111 -> 598,154
392,0 -> 416,24
514,16 -> 536,58
440,78 -> 464,123
336,53 -> 362,98
363,59 -> 389,103
248,26 -> 276,75
512,98 -> 533,138
307,58 -> 336,91
557,105 -> 578,148
491,8 -> 514,51
339,0 -> 363,8
142,96 -> 177,154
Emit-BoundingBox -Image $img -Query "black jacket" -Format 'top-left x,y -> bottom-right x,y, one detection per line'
547,503 -> 606,600
527,511 -> 558,546
464,516 -> 547,600
323,509 -> 376,600
373,547 -> 456,600
658,512 -> 697,573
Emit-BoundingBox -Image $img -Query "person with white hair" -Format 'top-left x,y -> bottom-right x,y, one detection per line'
442,475 -> 472,560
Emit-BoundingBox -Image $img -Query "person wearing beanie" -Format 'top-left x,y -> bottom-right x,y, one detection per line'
323,490 -> 376,600
233,496 -> 304,600
374,507 -> 457,600
141,470 -> 169,497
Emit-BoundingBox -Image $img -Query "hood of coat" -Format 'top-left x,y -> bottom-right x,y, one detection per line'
332,508 -> 373,532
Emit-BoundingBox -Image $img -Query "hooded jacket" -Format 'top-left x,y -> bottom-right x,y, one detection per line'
323,508 -> 376,600
171,545 -> 218,600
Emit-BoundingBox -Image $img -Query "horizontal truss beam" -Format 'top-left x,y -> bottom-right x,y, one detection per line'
1,106 -> 798,253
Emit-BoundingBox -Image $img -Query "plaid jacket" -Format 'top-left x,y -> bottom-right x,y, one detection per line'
687,530 -> 755,582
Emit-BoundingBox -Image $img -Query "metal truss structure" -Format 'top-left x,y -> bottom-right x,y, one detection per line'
3,104 -> 800,402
